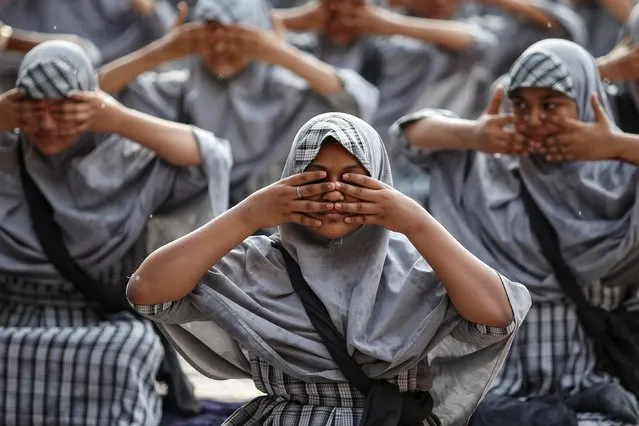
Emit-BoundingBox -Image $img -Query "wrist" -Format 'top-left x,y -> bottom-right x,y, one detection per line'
232,200 -> 263,235
609,131 -> 633,160
404,208 -> 436,241
596,56 -> 614,80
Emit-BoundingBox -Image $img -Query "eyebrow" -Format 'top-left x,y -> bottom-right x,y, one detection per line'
306,164 -> 366,172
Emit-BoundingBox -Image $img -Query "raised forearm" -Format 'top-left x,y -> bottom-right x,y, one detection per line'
408,213 -> 513,327
273,5 -> 317,32
404,115 -> 478,152
274,44 -> 343,95
384,14 -> 475,52
597,0 -> 633,23
113,106 -> 202,166
490,0 -> 560,29
98,39 -> 173,94
127,207 -> 255,305
611,132 -> 639,165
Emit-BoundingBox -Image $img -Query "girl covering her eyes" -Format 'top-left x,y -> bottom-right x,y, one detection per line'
127,112 -> 531,426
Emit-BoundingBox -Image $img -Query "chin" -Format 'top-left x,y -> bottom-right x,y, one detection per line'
31,138 -> 78,155
307,218 -> 360,240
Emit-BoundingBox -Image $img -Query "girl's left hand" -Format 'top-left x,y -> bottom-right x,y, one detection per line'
542,93 -> 617,161
228,25 -> 285,65
51,91 -> 122,135
333,174 -> 426,235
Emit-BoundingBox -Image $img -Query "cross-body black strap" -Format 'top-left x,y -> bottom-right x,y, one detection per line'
271,240 -> 439,426
16,139 -> 129,314
519,178 -> 589,308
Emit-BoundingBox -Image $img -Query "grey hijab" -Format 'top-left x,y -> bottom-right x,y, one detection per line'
0,41 -> 232,281
401,39 -> 639,301
144,113 -> 531,425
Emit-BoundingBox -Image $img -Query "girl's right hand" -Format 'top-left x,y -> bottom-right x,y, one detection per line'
161,3 -> 207,60
472,86 -> 529,156
237,171 -> 337,230
0,89 -> 39,133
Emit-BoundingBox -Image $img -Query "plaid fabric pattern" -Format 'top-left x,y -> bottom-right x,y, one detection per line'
17,58 -> 90,99
507,51 -> 576,98
193,0 -> 272,29
222,356 -> 418,426
491,282 -> 625,399
0,246 -> 163,426
294,114 -> 373,175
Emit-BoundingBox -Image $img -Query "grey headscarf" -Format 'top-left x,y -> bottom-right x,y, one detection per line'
0,41 -> 232,282
143,113 -> 531,425
401,39 -> 639,301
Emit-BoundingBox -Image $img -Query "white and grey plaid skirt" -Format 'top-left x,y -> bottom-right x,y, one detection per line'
223,356 -> 425,426
490,282 -> 638,425
0,277 -> 164,426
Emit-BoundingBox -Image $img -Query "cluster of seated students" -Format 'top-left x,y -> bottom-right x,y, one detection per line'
2,0 -> 639,425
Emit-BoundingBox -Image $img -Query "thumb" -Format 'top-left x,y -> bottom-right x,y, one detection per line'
484,85 -> 505,116
173,1 -> 188,29
591,93 -> 609,124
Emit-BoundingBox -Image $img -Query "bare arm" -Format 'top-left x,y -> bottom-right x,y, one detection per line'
127,206 -> 254,305
407,211 -> 513,327
98,39 -> 174,94
111,105 -> 203,166
485,0 -> 560,29
597,0 -> 634,23
378,13 -> 477,52
403,115 -> 479,152
272,43 -> 343,95
272,2 -> 324,32
98,18 -> 203,94
611,132 -> 639,165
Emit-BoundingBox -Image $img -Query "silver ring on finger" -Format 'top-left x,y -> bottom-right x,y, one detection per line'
296,185 -> 303,199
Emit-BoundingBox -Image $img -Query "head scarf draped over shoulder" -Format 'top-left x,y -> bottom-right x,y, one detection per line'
149,112 -> 531,425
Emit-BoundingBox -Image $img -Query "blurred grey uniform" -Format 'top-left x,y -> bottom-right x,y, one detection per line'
116,0 -> 378,205
554,0 -> 638,58
289,9 -> 497,203
131,112 -> 532,426
0,42 -> 232,426
393,39 -> 639,425
0,0 -> 175,91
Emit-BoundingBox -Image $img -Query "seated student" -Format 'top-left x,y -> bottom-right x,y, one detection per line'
0,41 -> 231,426
126,112 -> 532,426
274,0 -> 498,134
393,38 -> 639,425
99,0 -> 377,206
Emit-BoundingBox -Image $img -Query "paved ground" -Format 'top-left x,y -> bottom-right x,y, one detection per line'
180,357 -> 263,403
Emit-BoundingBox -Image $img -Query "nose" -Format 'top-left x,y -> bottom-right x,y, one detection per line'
321,176 -> 345,202
527,107 -> 544,127
41,110 -> 57,131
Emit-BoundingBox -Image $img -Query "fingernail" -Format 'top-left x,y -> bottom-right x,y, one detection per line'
327,182 -> 335,190
344,217 -> 352,223
335,203 -> 342,210
326,203 -> 334,209
342,174 -> 349,180
314,221 -> 322,227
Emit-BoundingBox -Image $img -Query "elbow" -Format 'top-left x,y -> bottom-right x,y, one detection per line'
126,273 -> 152,306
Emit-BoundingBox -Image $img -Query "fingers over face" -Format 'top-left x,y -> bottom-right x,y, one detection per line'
285,171 -> 327,186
